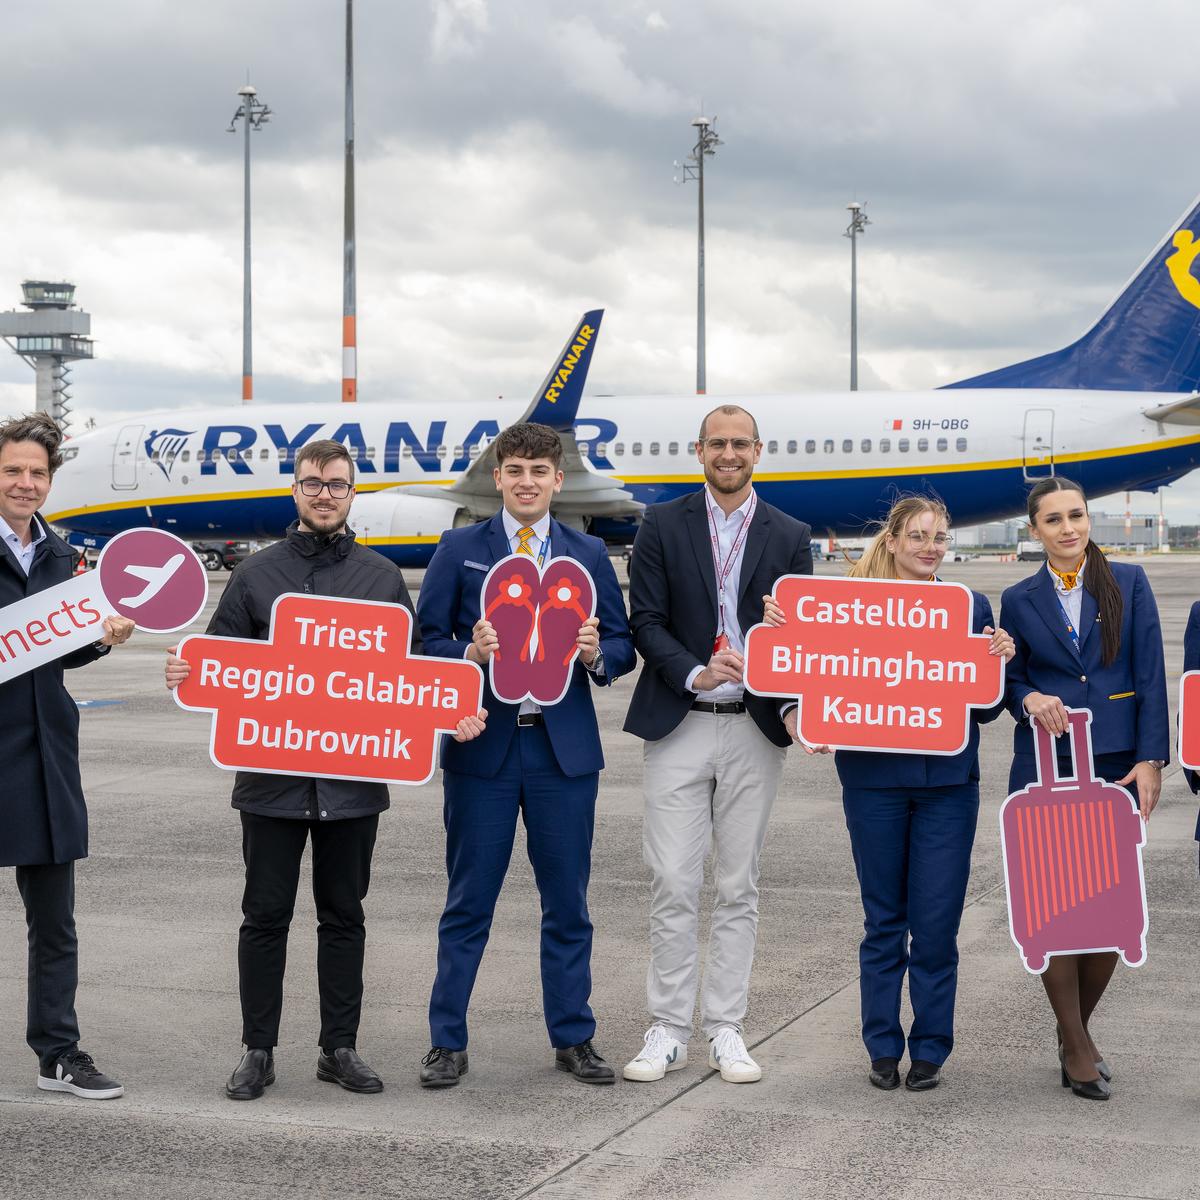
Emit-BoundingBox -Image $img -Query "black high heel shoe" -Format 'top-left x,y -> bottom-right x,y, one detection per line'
1056,1025 -> 1112,1082
1061,1064 -> 1111,1101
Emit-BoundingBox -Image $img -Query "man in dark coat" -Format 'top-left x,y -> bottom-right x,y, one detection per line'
0,412 -> 134,1099
166,439 -> 485,1101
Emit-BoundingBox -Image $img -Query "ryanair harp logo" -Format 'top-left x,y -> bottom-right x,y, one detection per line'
1165,230 -> 1200,310
145,428 -> 195,480
542,324 -> 594,404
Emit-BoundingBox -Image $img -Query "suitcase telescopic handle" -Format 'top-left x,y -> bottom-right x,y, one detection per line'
1033,708 -> 1095,786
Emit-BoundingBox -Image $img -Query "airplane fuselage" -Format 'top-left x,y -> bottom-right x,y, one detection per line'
47,390 -> 1200,564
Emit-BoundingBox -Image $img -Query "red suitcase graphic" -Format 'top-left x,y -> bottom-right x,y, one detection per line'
998,708 -> 1147,975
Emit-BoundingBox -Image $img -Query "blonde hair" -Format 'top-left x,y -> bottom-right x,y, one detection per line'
847,495 -> 951,579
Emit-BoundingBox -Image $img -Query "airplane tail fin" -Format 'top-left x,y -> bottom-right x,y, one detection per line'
524,310 -> 604,427
945,192 -> 1200,392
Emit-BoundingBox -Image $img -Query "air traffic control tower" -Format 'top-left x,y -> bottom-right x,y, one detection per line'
0,280 -> 94,428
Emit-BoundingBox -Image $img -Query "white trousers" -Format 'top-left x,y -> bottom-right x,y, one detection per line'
642,710 -> 786,1043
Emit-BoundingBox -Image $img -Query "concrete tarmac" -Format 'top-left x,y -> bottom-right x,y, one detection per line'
2,556 -> 1199,1199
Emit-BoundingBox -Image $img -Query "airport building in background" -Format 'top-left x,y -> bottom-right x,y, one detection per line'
0,280 -> 94,428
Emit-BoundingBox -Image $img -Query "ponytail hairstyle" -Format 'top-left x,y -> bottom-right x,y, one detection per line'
848,494 -> 951,580
1026,476 -> 1122,667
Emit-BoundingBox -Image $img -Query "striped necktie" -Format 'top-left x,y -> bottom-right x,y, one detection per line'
515,526 -> 536,556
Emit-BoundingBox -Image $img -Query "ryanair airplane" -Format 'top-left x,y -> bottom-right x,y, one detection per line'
47,194 -> 1200,566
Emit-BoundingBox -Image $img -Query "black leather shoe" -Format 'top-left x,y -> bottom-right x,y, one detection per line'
1095,1057 -> 1113,1083
905,1060 -> 941,1091
1061,1065 -> 1110,1100
420,1046 -> 468,1088
317,1047 -> 383,1094
555,1040 -> 615,1084
868,1057 -> 900,1090
226,1048 -> 274,1101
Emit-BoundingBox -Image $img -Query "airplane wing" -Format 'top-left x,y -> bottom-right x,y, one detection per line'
402,309 -> 643,524
1143,392 -> 1200,424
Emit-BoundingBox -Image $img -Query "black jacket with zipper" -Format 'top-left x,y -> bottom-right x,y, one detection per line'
207,522 -> 420,820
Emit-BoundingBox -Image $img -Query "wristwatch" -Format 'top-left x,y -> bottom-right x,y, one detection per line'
1146,760 -> 1165,771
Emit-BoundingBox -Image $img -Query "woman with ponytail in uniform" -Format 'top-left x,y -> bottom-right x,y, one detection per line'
999,477 -> 1168,1101
771,496 -> 1014,1092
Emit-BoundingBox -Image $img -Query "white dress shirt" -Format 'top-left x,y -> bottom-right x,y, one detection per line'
0,512 -> 46,577
687,487 -> 756,703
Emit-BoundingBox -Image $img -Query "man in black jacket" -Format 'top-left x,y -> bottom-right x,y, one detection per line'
0,412 -> 134,1100
166,439 -> 484,1100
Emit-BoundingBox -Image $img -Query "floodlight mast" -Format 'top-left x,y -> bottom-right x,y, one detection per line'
227,83 -> 272,404
342,0 -> 357,402
844,200 -> 871,391
676,115 -> 722,395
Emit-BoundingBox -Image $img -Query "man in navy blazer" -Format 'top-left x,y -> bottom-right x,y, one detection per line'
415,422 -> 634,1088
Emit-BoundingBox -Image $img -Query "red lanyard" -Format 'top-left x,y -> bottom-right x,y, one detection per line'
705,491 -> 756,637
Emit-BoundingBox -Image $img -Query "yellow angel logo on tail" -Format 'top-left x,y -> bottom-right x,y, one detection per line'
1165,229 -> 1200,310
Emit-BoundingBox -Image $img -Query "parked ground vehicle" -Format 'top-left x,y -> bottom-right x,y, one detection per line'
193,540 -> 251,571
1017,540 -> 1046,562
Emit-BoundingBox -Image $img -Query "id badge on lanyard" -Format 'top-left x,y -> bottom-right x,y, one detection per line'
707,493 -> 756,655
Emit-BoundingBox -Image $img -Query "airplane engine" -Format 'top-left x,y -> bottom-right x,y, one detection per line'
349,490 -> 468,542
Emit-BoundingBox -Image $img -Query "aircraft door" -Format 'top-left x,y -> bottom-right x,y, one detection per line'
111,425 -> 143,490
1022,409 -> 1055,480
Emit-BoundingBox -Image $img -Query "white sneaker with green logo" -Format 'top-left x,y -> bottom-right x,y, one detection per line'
623,1023 -> 688,1082
708,1028 -> 761,1083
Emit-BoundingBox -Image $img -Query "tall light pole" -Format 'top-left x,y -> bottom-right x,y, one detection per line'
844,200 -> 870,391
675,115 -> 722,395
342,0 -> 357,402
228,83 -> 272,404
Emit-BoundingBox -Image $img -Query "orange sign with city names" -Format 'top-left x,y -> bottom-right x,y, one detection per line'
174,593 -> 484,786
1179,672 -> 1200,773
744,576 -> 1004,755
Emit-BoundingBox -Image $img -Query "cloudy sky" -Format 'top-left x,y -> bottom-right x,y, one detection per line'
2,0 -> 1199,517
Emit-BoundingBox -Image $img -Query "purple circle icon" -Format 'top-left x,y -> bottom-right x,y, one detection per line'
97,528 -> 209,633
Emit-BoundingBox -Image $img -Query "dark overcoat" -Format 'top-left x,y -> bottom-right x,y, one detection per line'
0,515 -> 105,867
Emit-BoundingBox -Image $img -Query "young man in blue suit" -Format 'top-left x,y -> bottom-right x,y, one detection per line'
415,422 -> 635,1088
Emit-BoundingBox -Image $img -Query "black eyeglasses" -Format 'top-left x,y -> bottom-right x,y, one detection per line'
700,437 -> 758,453
297,478 -> 353,498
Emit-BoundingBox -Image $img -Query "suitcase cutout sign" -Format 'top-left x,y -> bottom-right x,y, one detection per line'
480,554 -> 596,706
744,576 -> 1004,754
998,709 -> 1148,975
174,593 -> 484,787
1179,670 -> 1200,773
0,527 -> 208,685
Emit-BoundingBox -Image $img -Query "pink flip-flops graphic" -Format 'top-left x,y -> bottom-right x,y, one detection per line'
481,554 -> 597,706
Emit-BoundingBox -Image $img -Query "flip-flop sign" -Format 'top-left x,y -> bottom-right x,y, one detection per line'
0,527 -> 208,685
480,555 -> 596,706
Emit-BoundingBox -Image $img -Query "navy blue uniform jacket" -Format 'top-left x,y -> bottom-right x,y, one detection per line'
999,561 -> 1169,765
835,589 -> 1002,789
0,516 -> 107,867
417,513 -> 634,779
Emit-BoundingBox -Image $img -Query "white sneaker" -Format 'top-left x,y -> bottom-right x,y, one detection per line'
623,1024 -> 688,1081
708,1028 -> 762,1083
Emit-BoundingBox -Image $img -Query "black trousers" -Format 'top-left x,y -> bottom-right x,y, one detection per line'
238,811 -> 379,1050
15,861 -> 81,1068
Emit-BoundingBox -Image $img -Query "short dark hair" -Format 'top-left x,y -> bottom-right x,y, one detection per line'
699,404 -> 760,442
294,439 -> 354,482
494,422 -> 563,468
0,412 -> 63,474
